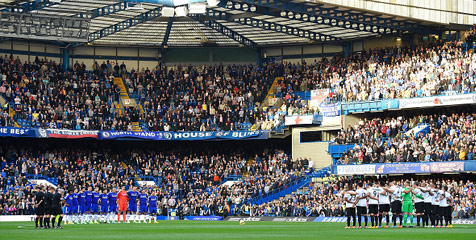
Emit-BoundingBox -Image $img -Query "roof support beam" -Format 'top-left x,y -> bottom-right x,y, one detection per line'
88,7 -> 162,42
204,9 -> 340,42
74,1 -> 129,18
191,15 -> 257,48
162,17 -> 174,47
220,0 -> 421,35
1,0 -> 57,13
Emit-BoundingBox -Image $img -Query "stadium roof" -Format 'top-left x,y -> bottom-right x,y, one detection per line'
0,0 -> 465,47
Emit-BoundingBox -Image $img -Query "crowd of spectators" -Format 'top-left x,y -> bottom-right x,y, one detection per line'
0,140 -> 313,216
0,55 -> 125,130
127,64 -> 278,131
332,112 -> 476,164
0,54 -> 284,131
2,38 -> 475,133
270,40 -> 476,105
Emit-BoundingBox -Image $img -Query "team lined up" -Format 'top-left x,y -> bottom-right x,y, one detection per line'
34,185 -> 164,228
62,186 -> 160,224
343,180 -> 453,228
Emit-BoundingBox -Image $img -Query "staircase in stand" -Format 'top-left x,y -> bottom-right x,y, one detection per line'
244,166 -> 331,206
0,95 -> 19,127
114,77 -> 129,99
249,77 -> 283,131
247,175 -> 311,206
242,156 -> 256,177
131,122 -> 141,131
113,77 -> 142,132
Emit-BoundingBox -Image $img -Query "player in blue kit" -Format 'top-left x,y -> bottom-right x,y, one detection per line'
64,190 -> 74,224
78,188 -> 86,224
99,190 -> 109,223
71,189 -> 79,224
108,188 -> 118,223
91,187 -> 100,223
128,187 -> 139,223
148,191 -> 158,224
85,187 -> 93,223
138,190 -> 148,223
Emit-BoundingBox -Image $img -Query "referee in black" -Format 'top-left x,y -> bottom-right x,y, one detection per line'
43,187 -> 54,229
35,186 -> 45,229
51,189 -> 65,229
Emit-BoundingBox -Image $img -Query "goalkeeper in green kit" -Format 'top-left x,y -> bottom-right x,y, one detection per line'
401,181 -> 423,227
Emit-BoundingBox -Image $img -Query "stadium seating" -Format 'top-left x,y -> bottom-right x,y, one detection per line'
331,112 -> 476,164
0,55 -> 283,131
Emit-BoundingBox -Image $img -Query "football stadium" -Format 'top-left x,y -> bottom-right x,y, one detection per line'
0,0 -> 476,239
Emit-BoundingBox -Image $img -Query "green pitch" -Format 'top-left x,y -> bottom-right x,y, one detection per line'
1,221 -> 475,240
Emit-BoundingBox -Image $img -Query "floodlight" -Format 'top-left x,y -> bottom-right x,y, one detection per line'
189,3 -> 206,14
207,0 -> 219,7
161,7 -> 175,17
175,6 -> 188,17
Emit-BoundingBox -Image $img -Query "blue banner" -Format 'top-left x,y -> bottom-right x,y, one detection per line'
318,103 -> 341,117
154,216 -> 222,221
184,216 -> 223,221
100,131 -> 165,140
0,127 -> 268,141
0,127 -> 38,138
100,130 -> 268,141
464,160 -> 476,172
375,162 -> 431,174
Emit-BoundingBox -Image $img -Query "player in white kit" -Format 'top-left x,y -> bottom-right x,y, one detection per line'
343,184 -> 357,228
355,182 -> 369,228
438,186 -> 453,228
367,182 -> 381,228
412,182 -> 425,227
377,181 -> 391,228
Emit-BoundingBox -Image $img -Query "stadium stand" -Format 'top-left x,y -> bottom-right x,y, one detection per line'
332,112 -> 476,164
0,55 -> 282,131
0,138 -> 313,216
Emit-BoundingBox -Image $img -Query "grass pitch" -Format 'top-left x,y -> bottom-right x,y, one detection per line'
1,221 -> 475,240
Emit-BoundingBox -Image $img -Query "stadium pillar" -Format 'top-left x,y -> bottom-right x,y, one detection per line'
343,42 -> 351,57
161,47 -> 166,65
62,46 -> 71,72
256,47 -> 262,66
